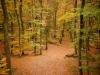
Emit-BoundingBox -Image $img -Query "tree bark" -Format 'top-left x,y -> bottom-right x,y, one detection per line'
19,0 -> 24,34
1,0 -> 12,75
78,0 -> 85,75
13,0 -> 22,56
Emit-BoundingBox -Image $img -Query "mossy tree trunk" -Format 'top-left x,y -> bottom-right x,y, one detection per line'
1,0 -> 12,75
78,0 -> 85,75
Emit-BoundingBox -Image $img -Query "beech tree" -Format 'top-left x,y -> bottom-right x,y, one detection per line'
1,0 -> 12,75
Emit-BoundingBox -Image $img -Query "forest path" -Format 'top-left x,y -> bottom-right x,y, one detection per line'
11,38 -> 78,75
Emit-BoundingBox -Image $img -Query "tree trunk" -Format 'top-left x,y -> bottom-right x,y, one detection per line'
59,22 -> 65,44
1,0 -> 12,75
19,0 -> 25,55
19,0 -> 24,34
74,0 -> 78,55
78,0 -> 85,75
40,0 -> 43,55
54,11 -> 57,38
13,0 -> 22,56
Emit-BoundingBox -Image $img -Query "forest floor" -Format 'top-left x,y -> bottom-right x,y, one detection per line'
11,37 -> 78,75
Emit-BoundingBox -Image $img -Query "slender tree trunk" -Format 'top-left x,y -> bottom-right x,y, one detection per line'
69,30 -> 74,42
1,0 -> 12,75
86,36 -> 90,75
19,0 -> 25,55
97,13 -> 100,75
59,22 -> 65,44
45,13 -> 51,50
34,28 -> 37,55
40,0 -> 43,55
45,25 -> 48,50
86,16 -> 90,75
13,0 -> 22,56
74,0 -> 78,54
78,0 -> 85,75
19,0 -> 24,34
54,11 -> 57,38
33,0 -> 37,55
9,13 -> 14,35
10,22 -> 14,54
9,13 -> 14,54
78,15 -> 84,75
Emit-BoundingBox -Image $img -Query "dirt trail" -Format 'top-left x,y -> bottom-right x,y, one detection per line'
11,39 -> 78,75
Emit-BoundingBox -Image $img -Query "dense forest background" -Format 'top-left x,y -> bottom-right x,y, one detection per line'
0,0 -> 100,75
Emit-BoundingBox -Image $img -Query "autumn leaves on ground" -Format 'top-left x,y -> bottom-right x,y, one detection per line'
11,36 -> 78,75
0,0 -> 100,75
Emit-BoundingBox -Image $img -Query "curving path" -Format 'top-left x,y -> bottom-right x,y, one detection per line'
11,39 -> 78,75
